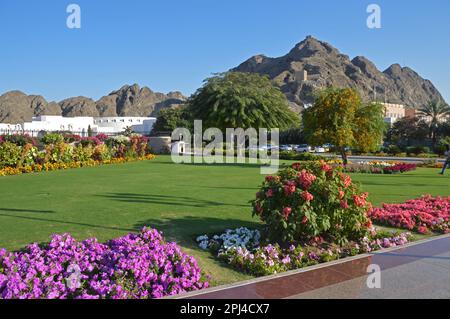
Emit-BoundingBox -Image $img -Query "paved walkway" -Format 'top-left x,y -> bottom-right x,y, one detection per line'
177,235 -> 450,299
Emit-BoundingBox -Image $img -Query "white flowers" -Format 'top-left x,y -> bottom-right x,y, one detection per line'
196,227 -> 261,252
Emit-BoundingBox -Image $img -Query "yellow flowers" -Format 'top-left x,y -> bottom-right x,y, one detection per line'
0,155 -> 156,177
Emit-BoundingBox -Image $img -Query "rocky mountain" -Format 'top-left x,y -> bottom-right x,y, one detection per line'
233,36 -> 446,110
0,84 -> 186,124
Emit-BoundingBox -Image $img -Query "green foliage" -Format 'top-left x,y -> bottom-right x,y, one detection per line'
279,151 -> 323,161
279,128 -> 306,144
41,133 -> 64,145
385,117 -> 429,147
187,72 -> 300,131
0,142 -> 22,169
386,145 -> 402,155
1,134 -> 36,147
406,146 -> 431,156
252,162 -> 372,244
418,100 -> 450,145
303,88 -> 384,163
151,107 -> 192,134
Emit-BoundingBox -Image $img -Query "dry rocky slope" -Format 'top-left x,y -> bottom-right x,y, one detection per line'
0,84 -> 186,124
232,36 -> 445,112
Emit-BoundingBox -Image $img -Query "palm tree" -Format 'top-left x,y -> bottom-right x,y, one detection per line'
418,100 -> 450,146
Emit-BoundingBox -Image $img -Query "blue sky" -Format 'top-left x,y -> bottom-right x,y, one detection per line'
0,0 -> 449,102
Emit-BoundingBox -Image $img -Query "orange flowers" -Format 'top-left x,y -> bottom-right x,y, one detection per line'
0,155 -> 156,177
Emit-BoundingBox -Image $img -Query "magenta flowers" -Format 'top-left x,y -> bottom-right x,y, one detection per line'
369,195 -> 450,234
0,228 -> 208,299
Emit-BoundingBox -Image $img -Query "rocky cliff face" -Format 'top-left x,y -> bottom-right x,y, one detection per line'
233,36 -> 446,110
0,84 -> 186,124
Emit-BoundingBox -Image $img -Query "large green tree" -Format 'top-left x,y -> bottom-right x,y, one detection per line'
385,117 -> 429,147
418,100 -> 450,146
303,88 -> 385,164
187,72 -> 300,131
151,106 -> 192,134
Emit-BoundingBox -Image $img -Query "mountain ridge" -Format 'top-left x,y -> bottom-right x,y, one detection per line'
0,84 -> 186,124
232,36 -> 445,110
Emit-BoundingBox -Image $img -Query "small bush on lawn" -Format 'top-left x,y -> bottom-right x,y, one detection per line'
252,161 -> 373,244
0,228 -> 208,299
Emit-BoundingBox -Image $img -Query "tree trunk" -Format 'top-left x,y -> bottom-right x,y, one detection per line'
340,147 -> 348,166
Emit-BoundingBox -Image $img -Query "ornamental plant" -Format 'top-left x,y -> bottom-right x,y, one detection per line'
0,142 -> 21,169
369,195 -> 450,234
252,161 -> 373,244
0,228 -> 208,299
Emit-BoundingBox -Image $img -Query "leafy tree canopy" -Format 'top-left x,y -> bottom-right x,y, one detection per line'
303,87 -> 385,164
187,72 -> 300,131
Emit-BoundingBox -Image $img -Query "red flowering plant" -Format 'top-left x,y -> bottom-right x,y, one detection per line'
369,195 -> 450,234
252,161 -> 373,244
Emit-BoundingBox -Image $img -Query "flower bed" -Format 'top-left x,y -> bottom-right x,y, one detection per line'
341,161 -> 417,174
0,228 -> 208,299
369,195 -> 450,234
0,154 -> 155,177
197,227 -> 412,276
0,133 -> 155,177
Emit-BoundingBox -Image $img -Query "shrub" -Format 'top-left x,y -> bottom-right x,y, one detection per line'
0,228 -> 208,299
279,151 -> 323,161
41,133 -> 64,145
386,145 -> 402,155
252,161 -> 373,244
0,142 -> 22,169
44,142 -> 74,164
79,137 -> 102,147
72,145 -> 93,162
1,134 -> 37,147
92,144 -> 112,162
63,134 -> 82,143
406,146 -> 430,156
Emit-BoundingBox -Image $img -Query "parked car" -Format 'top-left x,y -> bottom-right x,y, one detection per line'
295,144 -> 312,153
322,144 -> 333,152
280,144 -> 293,151
313,146 -> 326,153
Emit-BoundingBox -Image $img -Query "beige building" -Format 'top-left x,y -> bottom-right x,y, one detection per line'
382,103 -> 406,125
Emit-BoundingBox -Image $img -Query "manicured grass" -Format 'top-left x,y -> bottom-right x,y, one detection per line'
0,156 -> 448,285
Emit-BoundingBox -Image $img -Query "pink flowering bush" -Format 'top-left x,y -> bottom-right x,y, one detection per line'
369,195 -> 450,234
0,228 -> 208,299
252,162 -> 373,244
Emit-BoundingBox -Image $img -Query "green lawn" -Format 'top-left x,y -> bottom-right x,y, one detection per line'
0,156 -> 448,285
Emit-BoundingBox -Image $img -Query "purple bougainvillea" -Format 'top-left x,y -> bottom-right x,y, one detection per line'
0,228 -> 208,299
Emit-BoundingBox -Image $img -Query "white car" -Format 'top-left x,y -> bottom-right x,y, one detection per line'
295,144 -> 312,153
280,145 -> 293,151
313,146 -> 326,153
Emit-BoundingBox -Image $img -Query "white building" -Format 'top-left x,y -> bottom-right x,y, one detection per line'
93,117 -> 156,135
1,116 -> 156,136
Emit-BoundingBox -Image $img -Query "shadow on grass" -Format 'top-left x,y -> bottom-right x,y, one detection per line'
96,193 -> 249,208
133,215 -> 261,250
0,213 -> 133,232
0,208 -> 55,213
175,185 -> 259,191
155,161 -> 267,169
